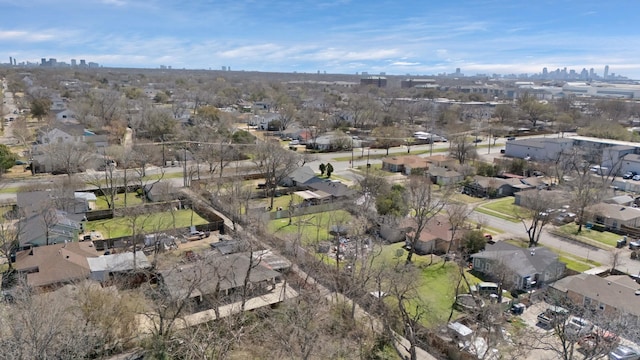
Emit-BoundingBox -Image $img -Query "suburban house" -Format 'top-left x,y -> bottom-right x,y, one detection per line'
604,194 -> 635,207
427,167 -> 464,185
12,242 -> 99,289
158,252 -> 281,304
55,109 -> 76,122
470,242 -> 566,291
549,273 -> 640,323
381,155 -> 430,175
87,252 -> 151,283
423,154 -> 457,169
463,176 -> 525,198
144,181 -> 176,202
293,190 -> 332,206
514,189 -> 569,209
16,191 -> 86,247
307,132 -> 356,152
280,165 -> 321,187
585,203 -> 640,231
307,180 -> 355,200
404,215 -> 465,255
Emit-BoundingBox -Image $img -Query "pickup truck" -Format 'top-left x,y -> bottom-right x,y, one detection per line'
537,306 -> 569,327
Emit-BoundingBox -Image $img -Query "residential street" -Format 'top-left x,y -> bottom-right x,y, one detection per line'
471,209 -> 640,276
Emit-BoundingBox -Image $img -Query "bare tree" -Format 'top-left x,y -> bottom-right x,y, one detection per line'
516,190 -> 555,247
253,141 -> 303,209
0,214 -> 22,270
404,176 -> 451,264
449,134 -> 476,165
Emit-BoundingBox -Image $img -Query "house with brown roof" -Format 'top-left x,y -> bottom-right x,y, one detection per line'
381,155 -> 429,175
403,215 -> 466,255
549,273 -> 640,323
423,154 -> 457,169
13,242 -> 99,289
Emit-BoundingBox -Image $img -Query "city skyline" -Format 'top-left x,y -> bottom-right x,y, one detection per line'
2,0 -> 640,77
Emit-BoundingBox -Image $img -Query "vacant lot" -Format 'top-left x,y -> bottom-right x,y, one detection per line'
85,209 -> 208,238
267,210 -> 352,245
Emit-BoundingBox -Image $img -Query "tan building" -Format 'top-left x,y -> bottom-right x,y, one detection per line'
549,273 -> 640,323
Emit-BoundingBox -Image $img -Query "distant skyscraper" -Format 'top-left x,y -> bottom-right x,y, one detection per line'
222,66 -> 227,71
71,59 -> 77,67
542,67 -> 548,77
604,65 -> 609,79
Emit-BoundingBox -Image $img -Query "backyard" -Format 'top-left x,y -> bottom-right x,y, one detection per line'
267,210 -> 352,245
85,209 -> 209,239
376,243 -> 483,326
95,192 -> 144,210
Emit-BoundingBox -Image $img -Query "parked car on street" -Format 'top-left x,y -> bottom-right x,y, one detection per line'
623,171 -> 637,179
608,345 -> 640,360
633,174 -> 640,181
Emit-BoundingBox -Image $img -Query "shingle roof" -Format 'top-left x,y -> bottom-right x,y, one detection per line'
471,242 -> 559,277
13,242 -> 99,287
159,252 -> 280,300
552,273 -> 640,317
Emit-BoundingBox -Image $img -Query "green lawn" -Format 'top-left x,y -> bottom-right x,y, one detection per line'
450,193 -> 485,204
476,197 -> 522,223
266,210 -> 352,245
556,223 -> 619,248
95,192 -> 145,210
85,209 -> 208,239
558,256 -> 592,273
375,243 -> 483,326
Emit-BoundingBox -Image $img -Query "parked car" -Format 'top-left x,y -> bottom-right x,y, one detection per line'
629,240 -> 640,250
506,136 -> 516,140
623,171 -> 636,179
565,316 -> 593,338
608,345 -> 640,360
633,174 -> 640,181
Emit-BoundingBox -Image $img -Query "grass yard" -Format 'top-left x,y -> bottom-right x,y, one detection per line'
375,243 -> 483,326
476,197 -> 522,223
85,209 -> 208,239
267,210 -> 352,245
557,223 -> 620,248
95,192 -> 145,210
450,193 -> 485,204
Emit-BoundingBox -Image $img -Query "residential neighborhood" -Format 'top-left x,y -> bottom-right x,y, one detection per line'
1,64 -> 640,360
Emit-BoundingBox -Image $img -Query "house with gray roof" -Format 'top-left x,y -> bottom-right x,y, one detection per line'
471,242 -> 566,290
280,165 -> 321,187
585,203 -> 640,231
88,252 -> 151,282
308,180 -> 355,200
158,252 -> 280,302
549,273 -> 640,323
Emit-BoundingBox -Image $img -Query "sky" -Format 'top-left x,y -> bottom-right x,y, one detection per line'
2,0 -> 640,78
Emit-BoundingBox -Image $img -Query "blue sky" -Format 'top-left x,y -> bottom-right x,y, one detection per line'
2,0 -> 640,77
